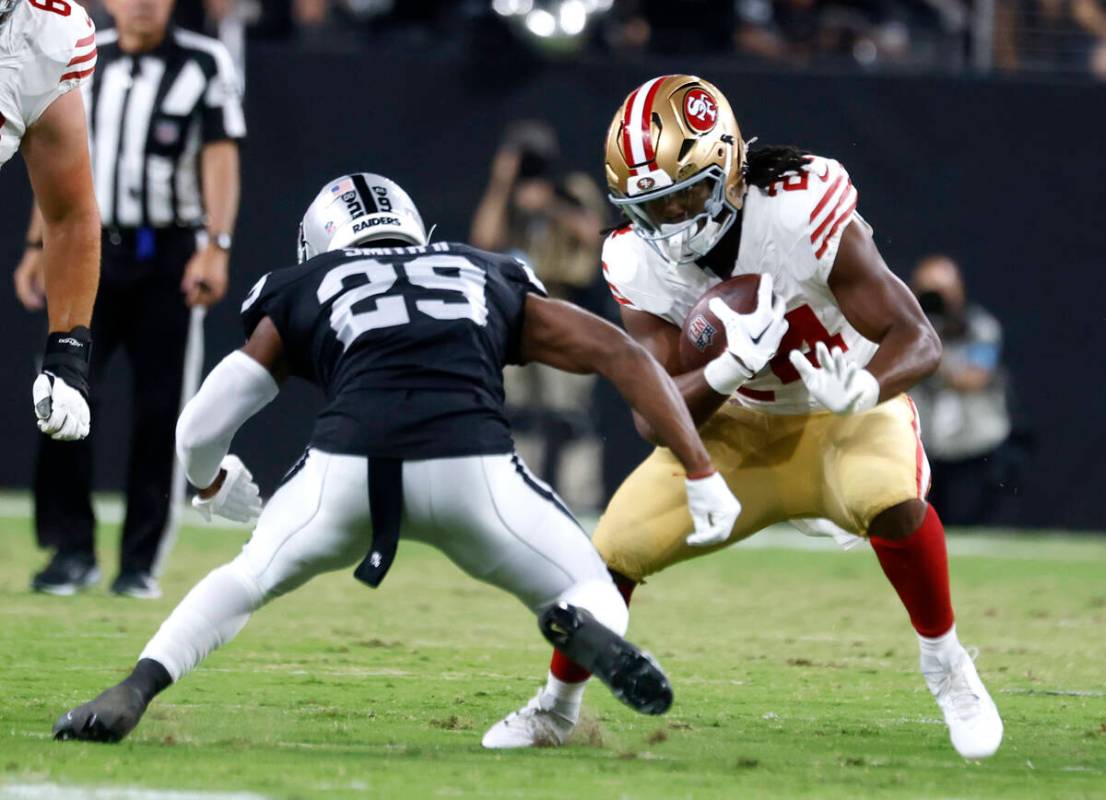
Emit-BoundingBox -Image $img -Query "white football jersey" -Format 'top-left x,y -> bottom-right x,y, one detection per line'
603,155 -> 880,415
0,0 -> 96,169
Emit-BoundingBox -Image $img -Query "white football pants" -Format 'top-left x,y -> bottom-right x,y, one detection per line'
141,449 -> 626,682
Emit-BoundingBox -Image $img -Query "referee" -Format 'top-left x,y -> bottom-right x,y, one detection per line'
15,0 -> 245,599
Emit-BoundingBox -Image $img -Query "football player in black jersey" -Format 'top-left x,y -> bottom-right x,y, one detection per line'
52,172 -> 742,744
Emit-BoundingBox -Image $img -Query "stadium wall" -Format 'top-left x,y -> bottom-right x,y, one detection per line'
1,49 -> 1103,529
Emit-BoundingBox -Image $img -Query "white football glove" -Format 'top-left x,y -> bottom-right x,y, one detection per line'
192,454 -> 263,523
684,472 -> 742,547
702,274 -> 789,395
788,341 -> 880,416
33,373 -> 90,441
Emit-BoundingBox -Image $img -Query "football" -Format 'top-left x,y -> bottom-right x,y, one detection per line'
677,274 -> 764,372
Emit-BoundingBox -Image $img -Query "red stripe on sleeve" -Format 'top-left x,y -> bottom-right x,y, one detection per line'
809,173 -> 844,223
606,281 -> 632,305
67,47 -> 97,66
74,33 -> 96,47
814,196 -> 858,260
810,182 -> 853,244
59,65 -> 96,82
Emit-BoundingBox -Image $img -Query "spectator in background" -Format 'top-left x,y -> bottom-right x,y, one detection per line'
470,121 -> 605,511
613,0 -> 738,53
13,0 -> 245,599
1072,0 -> 1106,78
910,255 -> 1020,526
994,0 -> 1105,76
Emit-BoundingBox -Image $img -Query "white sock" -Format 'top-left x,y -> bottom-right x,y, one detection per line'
542,671 -> 586,714
918,623 -> 961,666
139,562 -> 264,682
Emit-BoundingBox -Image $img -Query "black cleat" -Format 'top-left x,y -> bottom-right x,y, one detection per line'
110,570 -> 162,600
53,683 -> 148,743
539,602 -> 673,716
31,552 -> 100,596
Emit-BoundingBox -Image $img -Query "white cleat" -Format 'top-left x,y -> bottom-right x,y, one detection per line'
481,690 -> 578,749
923,646 -> 1004,759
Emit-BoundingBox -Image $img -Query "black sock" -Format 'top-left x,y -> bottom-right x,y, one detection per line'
120,658 -> 172,705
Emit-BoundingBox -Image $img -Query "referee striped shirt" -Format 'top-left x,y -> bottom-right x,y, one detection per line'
82,26 -> 246,229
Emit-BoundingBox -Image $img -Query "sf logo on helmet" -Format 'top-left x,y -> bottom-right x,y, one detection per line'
684,89 -> 718,133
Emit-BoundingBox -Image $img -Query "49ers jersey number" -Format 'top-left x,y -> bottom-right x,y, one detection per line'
769,305 -> 847,384
29,0 -> 72,16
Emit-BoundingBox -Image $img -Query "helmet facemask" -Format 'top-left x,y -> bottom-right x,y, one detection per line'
296,221 -> 312,264
611,166 -> 738,265
604,75 -> 746,266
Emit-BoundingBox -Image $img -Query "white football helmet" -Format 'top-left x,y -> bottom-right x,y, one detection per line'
297,173 -> 428,264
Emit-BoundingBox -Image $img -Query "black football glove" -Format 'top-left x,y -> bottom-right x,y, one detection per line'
34,326 -> 92,441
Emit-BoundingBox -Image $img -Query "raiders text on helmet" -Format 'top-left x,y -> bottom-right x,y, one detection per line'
605,75 -> 747,264
297,173 -> 428,263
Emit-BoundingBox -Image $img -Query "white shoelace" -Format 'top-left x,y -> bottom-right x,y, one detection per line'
930,647 -> 983,723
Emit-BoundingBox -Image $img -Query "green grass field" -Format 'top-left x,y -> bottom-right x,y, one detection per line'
2,513 -> 1104,799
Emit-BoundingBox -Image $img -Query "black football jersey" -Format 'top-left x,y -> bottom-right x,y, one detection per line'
240,242 -> 547,459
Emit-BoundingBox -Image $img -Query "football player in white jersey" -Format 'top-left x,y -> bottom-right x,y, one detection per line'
2,0 -> 99,440
484,75 -> 1003,760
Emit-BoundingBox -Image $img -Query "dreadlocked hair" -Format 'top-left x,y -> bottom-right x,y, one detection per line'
743,145 -> 811,189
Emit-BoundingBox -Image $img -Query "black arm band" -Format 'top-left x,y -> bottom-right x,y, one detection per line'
42,326 -> 93,399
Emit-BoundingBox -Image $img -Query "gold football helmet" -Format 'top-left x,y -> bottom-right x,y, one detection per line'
605,75 -> 746,264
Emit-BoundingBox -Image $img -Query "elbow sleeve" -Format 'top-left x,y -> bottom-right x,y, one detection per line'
176,351 -> 279,488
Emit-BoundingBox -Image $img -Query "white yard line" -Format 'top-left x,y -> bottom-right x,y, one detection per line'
0,785 -> 267,800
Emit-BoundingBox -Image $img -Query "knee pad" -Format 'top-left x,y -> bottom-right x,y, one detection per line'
556,579 -> 629,636
218,559 -> 267,608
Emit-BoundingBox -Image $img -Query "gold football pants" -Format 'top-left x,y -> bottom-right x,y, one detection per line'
593,395 -> 929,582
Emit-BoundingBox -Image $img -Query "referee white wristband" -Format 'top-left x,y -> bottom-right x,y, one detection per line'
703,353 -> 753,397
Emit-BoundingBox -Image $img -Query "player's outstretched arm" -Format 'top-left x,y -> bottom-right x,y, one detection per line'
21,89 -> 99,333
520,295 -> 713,472
618,307 -> 734,431
521,295 -> 740,545
175,318 -> 285,521
826,221 -> 942,400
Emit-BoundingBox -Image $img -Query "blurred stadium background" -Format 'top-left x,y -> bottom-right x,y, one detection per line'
1,0 -> 1104,529
2,4 -> 1106,798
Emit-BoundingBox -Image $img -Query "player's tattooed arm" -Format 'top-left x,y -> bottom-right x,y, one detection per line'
619,307 -> 731,429
827,221 -> 942,400
520,295 -> 713,476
